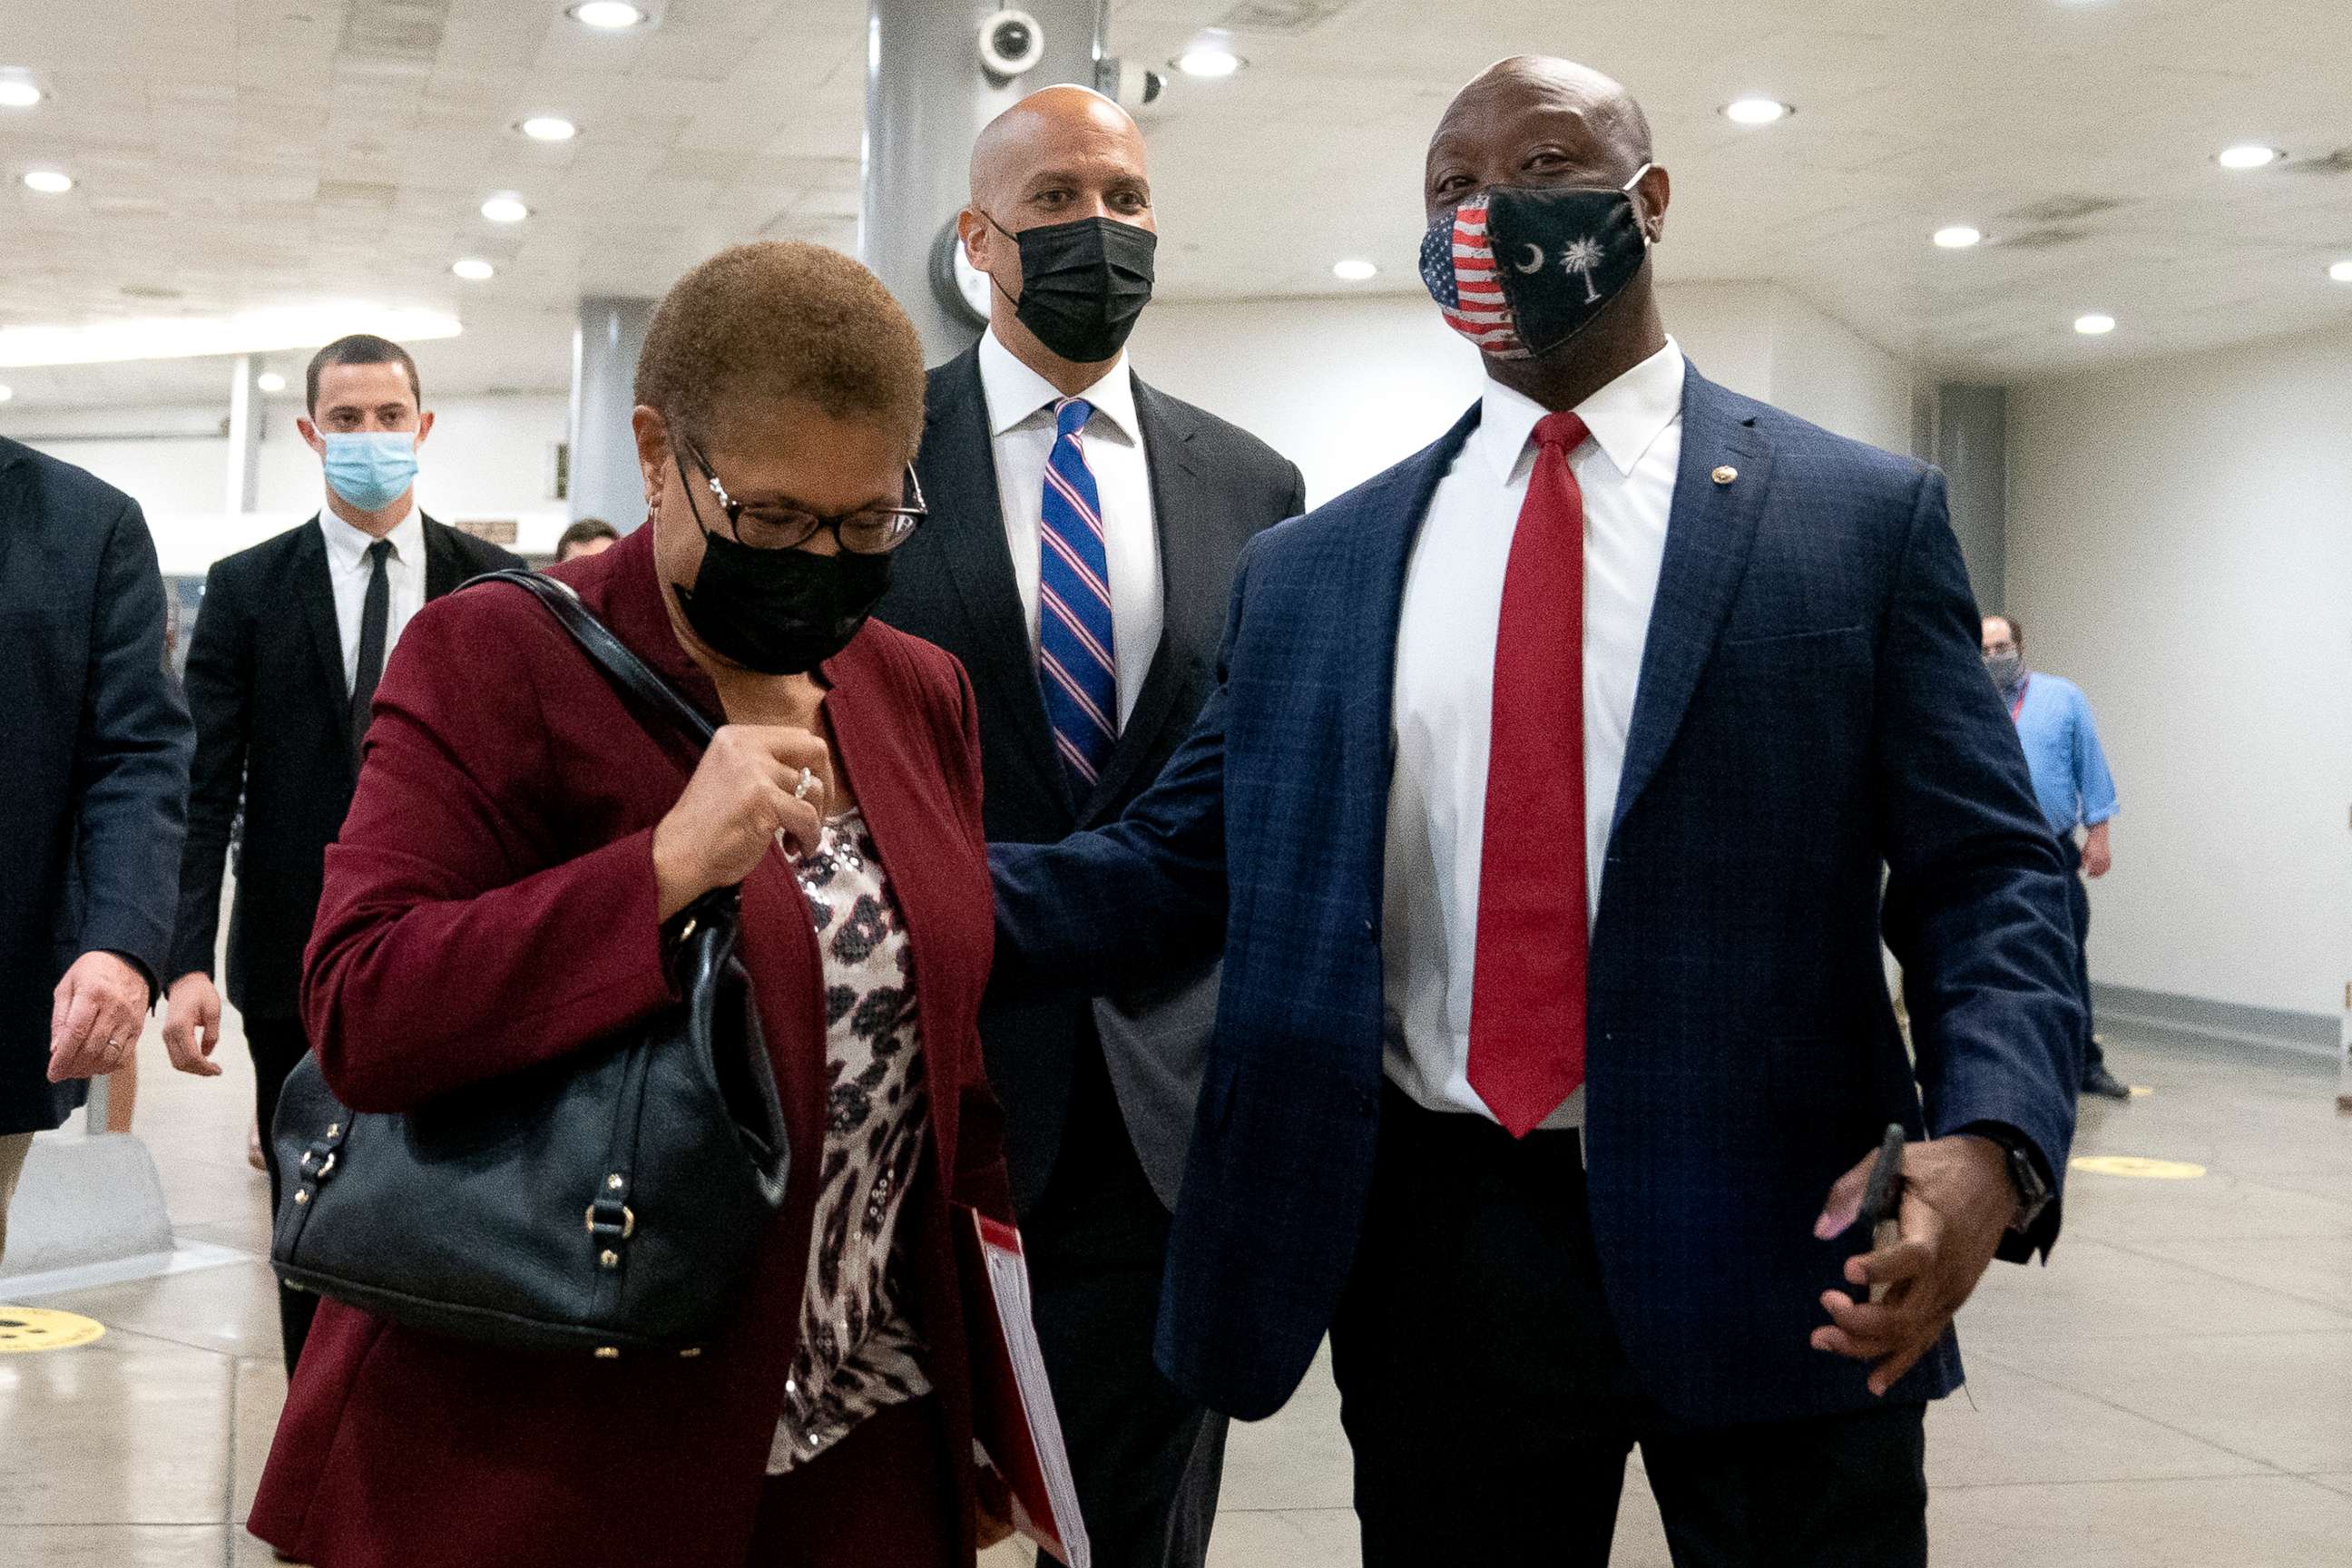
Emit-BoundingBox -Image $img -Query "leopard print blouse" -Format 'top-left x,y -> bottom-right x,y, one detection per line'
767,808 -> 934,1475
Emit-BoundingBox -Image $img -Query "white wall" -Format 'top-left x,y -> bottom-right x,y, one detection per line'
1766,291 -> 1916,463
2007,325 -> 2352,1020
5,393 -> 575,571
1131,283 -> 1915,507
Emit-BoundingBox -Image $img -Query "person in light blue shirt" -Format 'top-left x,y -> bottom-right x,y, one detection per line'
1982,612 -> 2127,1100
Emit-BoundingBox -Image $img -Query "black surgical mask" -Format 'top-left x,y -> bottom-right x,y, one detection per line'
674,527 -> 891,676
1419,165 -> 1653,359
1984,651 -> 2024,692
988,214 -> 1157,363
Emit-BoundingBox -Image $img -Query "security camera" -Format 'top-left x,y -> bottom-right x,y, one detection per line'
1100,56 -> 1167,112
979,9 -> 1045,78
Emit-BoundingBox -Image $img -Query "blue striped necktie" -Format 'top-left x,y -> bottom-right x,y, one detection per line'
1036,396 -> 1119,790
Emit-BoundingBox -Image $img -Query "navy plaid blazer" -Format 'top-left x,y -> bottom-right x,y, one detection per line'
991,368 -> 2082,1428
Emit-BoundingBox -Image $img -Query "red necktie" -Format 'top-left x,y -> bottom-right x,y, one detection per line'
1467,410 -> 1591,1138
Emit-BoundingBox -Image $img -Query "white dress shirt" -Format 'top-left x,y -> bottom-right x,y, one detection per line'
976,326 -> 1164,729
318,495 -> 426,694
1381,338 -> 1687,1131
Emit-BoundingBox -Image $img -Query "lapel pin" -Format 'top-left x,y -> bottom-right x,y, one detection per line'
1712,465 -> 1739,485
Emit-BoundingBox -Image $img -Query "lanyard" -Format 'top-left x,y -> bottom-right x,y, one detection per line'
2008,672 -> 2030,722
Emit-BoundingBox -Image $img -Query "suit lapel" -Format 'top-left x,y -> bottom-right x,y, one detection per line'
291,518 -> 353,758
420,514 -> 462,601
1608,369 -> 1772,836
1079,377 -> 1213,821
1347,406 -> 1485,894
919,349 -> 1073,818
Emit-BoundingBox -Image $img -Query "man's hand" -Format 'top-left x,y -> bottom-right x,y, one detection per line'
2082,822 -> 2112,878
48,951 -> 152,1083
1809,1133 -> 2016,1396
162,972 -> 227,1078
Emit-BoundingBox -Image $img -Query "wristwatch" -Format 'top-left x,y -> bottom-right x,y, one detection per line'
1970,1125 -> 2053,1234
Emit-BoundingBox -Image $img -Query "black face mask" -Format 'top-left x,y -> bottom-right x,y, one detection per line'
988,214 -> 1157,363
673,526 -> 891,676
1419,165 -> 1653,359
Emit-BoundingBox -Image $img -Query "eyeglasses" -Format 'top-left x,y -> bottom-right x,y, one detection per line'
679,436 -> 926,555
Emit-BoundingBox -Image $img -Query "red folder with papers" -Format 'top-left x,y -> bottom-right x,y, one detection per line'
955,1204 -> 1093,1568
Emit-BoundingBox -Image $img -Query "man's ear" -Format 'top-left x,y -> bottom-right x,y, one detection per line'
959,207 -> 1016,299
297,416 -> 326,457
1634,164 -> 1670,243
412,409 -> 435,448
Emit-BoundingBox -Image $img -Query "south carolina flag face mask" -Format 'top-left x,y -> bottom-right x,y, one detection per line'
1419,164 -> 1654,360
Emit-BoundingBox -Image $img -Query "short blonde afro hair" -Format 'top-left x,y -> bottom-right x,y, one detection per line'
634,241 -> 926,456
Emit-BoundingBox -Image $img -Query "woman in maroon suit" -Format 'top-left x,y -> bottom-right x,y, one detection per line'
250,242 -> 1014,1568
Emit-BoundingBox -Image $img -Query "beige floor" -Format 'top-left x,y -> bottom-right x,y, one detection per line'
5,1014 -> 2350,1567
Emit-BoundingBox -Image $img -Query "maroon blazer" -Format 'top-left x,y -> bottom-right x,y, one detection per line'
250,524 -> 1013,1567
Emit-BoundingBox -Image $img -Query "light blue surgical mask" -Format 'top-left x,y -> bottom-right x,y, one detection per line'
321,431 -> 418,512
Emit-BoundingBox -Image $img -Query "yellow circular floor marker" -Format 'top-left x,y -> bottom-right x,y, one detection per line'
0,1306 -> 107,1353
2070,1154 -> 2206,1180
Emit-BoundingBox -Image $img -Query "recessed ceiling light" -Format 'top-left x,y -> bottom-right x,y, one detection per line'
1332,258 -> 1377,282
0,306 -> 462,368
0,383 -> 13,403
2215,143 -> 2282,171
1175,44 -> 1243,78
0,77 -> 42,110
2329,260 -> 2352,284
1722,96 -> 1792,126
518,115 -> 577,142
452,257 -> 496,280
2073,313 -> 2116,336
480,194 -> 530,223
567,1 -> 645,27
256,371 -> 287,393
1933,225 -> 1984,250
23,169 -> 73,194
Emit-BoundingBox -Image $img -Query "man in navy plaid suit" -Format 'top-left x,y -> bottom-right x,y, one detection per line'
992,56 -> 2080,1567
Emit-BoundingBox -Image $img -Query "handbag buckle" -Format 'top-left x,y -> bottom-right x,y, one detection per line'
585,1200 -> 635,1240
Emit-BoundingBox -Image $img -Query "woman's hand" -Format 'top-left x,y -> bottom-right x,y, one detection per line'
652,724 -> 832,919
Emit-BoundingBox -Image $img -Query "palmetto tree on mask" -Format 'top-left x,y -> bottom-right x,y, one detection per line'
1561,238 -> 1606,304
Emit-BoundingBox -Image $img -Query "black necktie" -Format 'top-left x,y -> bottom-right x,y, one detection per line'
348,538 -> 392,757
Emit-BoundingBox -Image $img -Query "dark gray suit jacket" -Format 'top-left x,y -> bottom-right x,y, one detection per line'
877,346 -> 1305,1212
0,437 -> 194,1134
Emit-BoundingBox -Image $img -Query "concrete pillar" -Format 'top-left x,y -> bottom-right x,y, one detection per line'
1935,383 -> 2008,610
223,355 -> 261,514
861,0 -> 1108,361
569,297 -> 656,531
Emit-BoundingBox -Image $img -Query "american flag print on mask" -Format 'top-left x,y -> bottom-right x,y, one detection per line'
1419,194 -> 1527,358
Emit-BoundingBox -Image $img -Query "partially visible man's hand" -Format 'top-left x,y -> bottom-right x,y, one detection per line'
48,951 -> 152,1083
1809,1133 -> 2015,1397
2082,823 -> 2112,878
162,972 -> 227,1078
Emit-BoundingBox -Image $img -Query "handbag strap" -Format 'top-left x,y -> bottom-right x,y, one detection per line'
475,569 -> 717,748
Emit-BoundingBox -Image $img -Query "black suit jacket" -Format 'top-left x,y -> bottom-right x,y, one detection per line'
169,510 -> 522,1023
0,437 -> 194,1134
877,346 -> 1305,1212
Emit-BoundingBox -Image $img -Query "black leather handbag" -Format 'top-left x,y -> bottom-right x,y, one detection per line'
270,569 -> 790,1358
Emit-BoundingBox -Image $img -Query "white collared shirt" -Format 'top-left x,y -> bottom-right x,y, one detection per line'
1381,337 -> 1688,1131
318,495 -> 426,693
976,326 -> 1164,728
